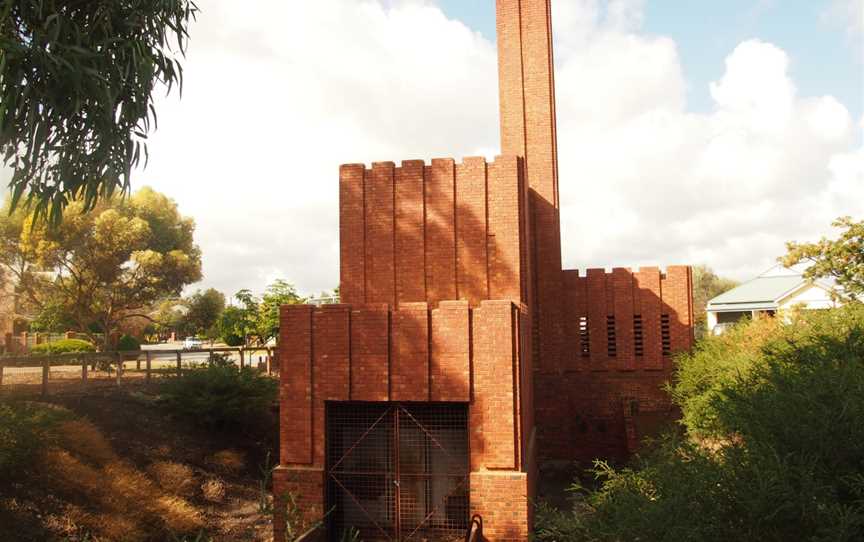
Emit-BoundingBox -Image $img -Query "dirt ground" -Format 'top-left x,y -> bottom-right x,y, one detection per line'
0,385 -> 279,542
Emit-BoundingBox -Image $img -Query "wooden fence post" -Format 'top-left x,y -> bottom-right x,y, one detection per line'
239,348 -> 245,370
136,354 -> 141,371
145,351 -> 152,384
0,360 -> 4,387
82,355 -> 88,383
42,357 -> 49,396
115,351 -> 122,387
266,348 -> 273,375
176,351 -> 182,377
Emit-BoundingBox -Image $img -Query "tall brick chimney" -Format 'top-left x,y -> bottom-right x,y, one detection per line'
496,0 -> 563,371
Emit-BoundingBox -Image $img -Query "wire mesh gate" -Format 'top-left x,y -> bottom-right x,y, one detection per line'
326,402 -> 470,541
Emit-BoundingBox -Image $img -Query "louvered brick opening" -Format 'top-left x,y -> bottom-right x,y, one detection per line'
579,316 -> 590,357
606,315 -> 617,358
633,314 -> 644,357
660,314 -> 671,356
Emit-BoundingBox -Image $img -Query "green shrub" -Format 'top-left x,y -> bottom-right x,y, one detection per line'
538,304 -> 864,541
158,364 -> 277,431
30,338 -> 96,354
222,333 -> 244,347
670,316 -> 780,436
0,402 -> 72,479
116,334 -> 140,351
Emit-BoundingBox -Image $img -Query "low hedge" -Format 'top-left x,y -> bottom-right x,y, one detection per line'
158,363 -> 277,431
30,338 -> 96,355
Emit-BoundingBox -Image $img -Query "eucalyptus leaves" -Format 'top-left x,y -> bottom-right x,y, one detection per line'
0,0 -> 197,225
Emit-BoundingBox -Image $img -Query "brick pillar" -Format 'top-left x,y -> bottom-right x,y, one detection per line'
272,466 -> 325,541
469,301 -> 533,538
496,0 -> 563,373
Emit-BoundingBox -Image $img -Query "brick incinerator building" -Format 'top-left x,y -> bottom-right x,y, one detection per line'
273,1 -> 694,540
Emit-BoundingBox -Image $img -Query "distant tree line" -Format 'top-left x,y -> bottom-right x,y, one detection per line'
153,280 -> 325,347
0,185 -> 327,350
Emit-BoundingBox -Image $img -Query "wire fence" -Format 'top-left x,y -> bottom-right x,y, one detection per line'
0,346 -> 278,396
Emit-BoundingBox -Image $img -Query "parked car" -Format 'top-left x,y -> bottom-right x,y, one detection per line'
183,336 -> 203,350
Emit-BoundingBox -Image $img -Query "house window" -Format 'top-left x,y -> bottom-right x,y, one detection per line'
716,311 -> 750,325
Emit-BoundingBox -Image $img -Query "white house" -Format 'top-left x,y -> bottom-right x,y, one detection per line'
706,264 -> 842,335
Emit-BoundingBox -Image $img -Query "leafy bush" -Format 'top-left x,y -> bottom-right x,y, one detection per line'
30,338 -> 96,354
116,334 -> 140,351
537,304 -> 864,541
0,402 -> 71,479
222,333 -> 244,347
158,364 -> 277,431
670,315 -> 780,436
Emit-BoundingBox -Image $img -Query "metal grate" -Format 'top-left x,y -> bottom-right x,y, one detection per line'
326,402 -> 469,541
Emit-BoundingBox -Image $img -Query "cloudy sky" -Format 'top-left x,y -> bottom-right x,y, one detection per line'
7,0 -> 862,298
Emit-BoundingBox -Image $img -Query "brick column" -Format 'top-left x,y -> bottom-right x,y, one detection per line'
469,301 -> 533,539
497,0 -> 564,373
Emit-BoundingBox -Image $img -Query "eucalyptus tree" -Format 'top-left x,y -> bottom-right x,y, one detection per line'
0,187 -> 202,348
0,0 -> 198,224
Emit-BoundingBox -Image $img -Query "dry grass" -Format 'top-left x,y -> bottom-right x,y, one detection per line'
148,461 -> 197,498
208,449 -> 245,474
201,478 -> 226,503
54,419 -> 115,464
42,420 -> 204,540
1,389 -> 276,541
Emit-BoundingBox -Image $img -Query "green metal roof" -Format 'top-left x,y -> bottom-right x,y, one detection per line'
707,275 -> 804,310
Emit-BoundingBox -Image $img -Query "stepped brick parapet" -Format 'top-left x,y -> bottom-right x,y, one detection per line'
339,157 -> 530,309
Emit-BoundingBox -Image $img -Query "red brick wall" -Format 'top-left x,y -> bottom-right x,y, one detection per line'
430,301 -> 471,402
277,301 -> 534,537
338,157 -> 529,309
277,300 -> 537,535
272,467 -> 324,541
278,301 -> 532,472
470,472 -> 530,541
536,266 -> 694,462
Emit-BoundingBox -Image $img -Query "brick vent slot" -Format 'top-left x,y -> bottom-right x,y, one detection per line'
606,315 -> 617,358
633,315 -> 644,357
660,314 -> 671,356
578,316 -> 590,357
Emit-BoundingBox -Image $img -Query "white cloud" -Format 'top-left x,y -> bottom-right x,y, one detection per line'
136,0 -> 498,296
6,0 -> 855,296
552,2 -> 861,280
823,0 -> 864,36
